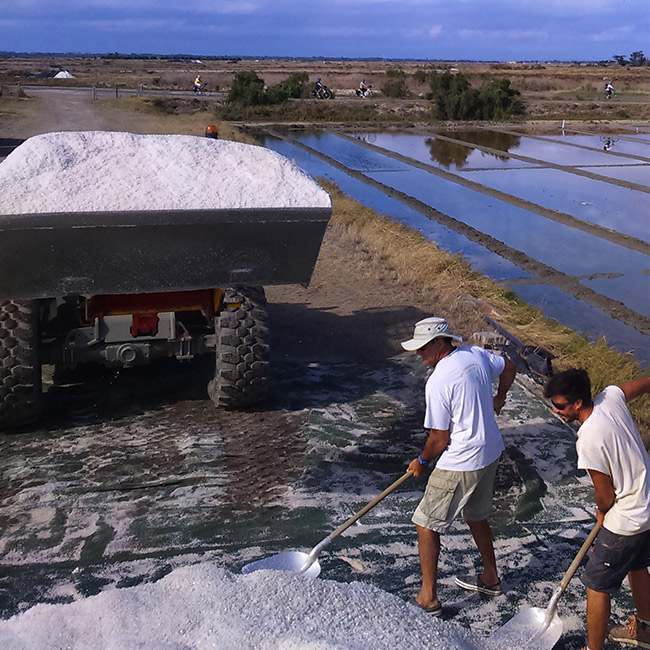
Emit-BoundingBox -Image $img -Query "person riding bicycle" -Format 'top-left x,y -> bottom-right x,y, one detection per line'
193,75 -> 203,93
605,82 -> 614,99
312,77 -> 330,99
356,79 -> 372,97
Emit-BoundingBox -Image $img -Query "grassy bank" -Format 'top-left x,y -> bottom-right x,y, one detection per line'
322,182 -> 650,441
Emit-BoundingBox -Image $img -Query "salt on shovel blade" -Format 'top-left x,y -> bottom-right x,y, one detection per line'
241,551 -> 321,578
487,607 -> 563,650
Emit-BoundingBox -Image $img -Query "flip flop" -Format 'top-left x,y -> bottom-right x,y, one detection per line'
454,574 -> 502,596
411,597 -> 443,616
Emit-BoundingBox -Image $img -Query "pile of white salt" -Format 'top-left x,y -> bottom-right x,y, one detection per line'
0,131 -> 331,214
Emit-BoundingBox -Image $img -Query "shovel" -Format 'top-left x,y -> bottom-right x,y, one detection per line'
242,470 -> 413,578
488,522 -> 602,649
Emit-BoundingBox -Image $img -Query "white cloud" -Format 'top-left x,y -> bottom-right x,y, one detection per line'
12,0 -> 258,13
591,25 -> 633,42
458,28 -> 549,40
428,24 -> 442,37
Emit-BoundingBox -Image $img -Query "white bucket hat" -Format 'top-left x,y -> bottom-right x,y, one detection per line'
401,317 -> 463,351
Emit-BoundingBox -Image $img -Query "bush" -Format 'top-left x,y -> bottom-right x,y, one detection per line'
281,72 -> 309,98
228,70 -> 309,107
477,78 -> 523,119
228,70 -> 267,106
381,68 -> 408,98
413,69 -> 428,84
428,71 -> 523,120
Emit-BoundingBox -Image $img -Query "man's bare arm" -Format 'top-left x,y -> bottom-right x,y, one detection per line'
587,469 -> 616,524
408,428 -> 450,477
619,377 -> 650,403
494,358 -> 517,415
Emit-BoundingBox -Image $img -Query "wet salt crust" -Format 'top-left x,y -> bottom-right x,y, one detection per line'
0,131 -> 331,214
0,562 -> 481,650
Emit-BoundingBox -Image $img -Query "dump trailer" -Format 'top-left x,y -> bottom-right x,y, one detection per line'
0,131 -> 332,429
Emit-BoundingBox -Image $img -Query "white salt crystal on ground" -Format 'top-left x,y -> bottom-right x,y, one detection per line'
0,563 -> 482,650
0,131 -> 331,214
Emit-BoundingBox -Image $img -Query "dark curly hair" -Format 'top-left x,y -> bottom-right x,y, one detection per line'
544,368 -> 593,406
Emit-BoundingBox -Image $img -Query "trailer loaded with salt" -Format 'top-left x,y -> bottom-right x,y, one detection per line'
0,131 -> 332,429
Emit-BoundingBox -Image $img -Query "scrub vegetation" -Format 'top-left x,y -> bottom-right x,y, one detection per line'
5,56 -> 649,121
227,70 -> 309,105
426,70 -> 523,120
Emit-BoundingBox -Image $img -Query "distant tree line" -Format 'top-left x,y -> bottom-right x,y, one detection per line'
613,51 -> 646,67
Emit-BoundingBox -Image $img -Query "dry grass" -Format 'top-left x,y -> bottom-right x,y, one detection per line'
4,57 -> 649,122
323,182 -> 650,440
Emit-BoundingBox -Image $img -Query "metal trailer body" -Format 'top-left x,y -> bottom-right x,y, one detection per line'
0,133 -> 332,429
0,207 -> 331,299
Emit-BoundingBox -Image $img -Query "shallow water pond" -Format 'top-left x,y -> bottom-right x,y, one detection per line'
263,129 -> 649,366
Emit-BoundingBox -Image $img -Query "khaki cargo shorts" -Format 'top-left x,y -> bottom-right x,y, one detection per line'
411,458 -> 499,533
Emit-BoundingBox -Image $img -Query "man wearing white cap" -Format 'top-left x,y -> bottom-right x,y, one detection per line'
402,316 -> 516,616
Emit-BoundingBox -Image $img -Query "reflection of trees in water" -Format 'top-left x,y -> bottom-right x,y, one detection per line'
426,131 -> 521,169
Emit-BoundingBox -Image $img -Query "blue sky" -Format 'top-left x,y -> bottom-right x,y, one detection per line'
1,0 -> 648,61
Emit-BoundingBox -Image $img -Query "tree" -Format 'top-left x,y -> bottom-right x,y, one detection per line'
227,71 -> 267,105
629,51 -> 646,67
428,70 -> 523,121
477,79 -> 523,119
613,54 -> 628,66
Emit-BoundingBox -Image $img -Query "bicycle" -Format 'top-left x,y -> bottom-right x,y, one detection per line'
310,86 -> 332,99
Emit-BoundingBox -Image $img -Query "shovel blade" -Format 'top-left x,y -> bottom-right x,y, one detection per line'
487,607 -> 563,650
241,551 -> 321,578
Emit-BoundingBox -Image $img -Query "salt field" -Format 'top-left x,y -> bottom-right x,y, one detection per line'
0,119 -> 647,650
262,128 -> 650,367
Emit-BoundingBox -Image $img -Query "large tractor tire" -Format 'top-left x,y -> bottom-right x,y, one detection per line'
208,286 -> 270,409
0,299 -> 42,429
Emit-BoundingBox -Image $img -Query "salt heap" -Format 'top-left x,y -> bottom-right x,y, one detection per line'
0,131 -> 331,214
0,562 -> 482,650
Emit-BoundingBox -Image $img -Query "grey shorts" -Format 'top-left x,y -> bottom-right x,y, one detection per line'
411,459 -> 499,533
581,526 -> 650,593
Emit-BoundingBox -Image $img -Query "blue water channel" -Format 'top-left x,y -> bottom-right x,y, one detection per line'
363,133 -> 650,243
263,131 -> 649,366
538,134 -> 650,159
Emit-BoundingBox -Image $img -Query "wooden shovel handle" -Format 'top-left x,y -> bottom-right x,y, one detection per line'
559,521 -> 602,592
328,470 -> 414,541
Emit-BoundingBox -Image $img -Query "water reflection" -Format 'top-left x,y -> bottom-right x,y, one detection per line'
262,131 -> 649,367
601,136 -> 619,152
426,130 -> 521,169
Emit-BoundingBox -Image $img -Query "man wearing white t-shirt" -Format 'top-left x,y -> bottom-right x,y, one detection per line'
401,316 -> 516,616
544,369 -> 650,650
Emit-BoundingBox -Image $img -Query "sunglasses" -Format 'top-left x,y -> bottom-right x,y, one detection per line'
551,399 -> 574,411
